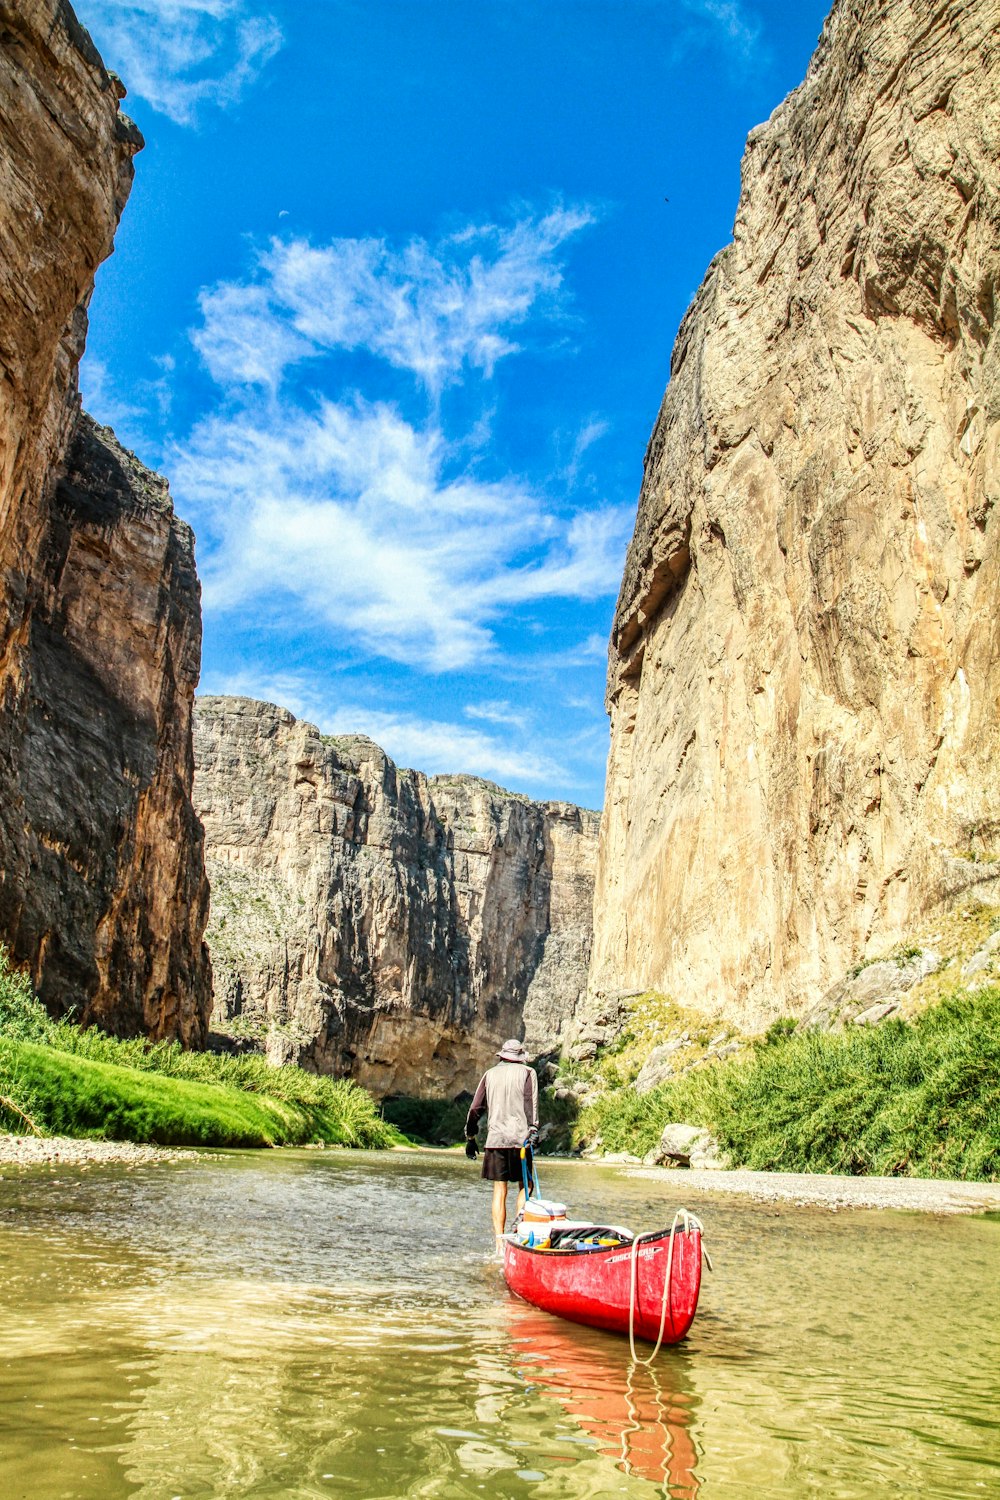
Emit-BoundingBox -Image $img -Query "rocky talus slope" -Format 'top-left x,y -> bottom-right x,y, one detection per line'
0,2 -> 210,1039
590,0 -> 1000,1031
194,697 -> 599,1095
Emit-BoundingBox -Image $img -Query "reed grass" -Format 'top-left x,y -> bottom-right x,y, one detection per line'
0,948 -> 396,1149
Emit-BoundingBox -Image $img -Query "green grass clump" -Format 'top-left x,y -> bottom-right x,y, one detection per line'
580,988 -> 1000,1181
0,950 -> 54,1043
848,943 -> 924,980
0,947 -> 396,1149
0,1040 -> 331,1147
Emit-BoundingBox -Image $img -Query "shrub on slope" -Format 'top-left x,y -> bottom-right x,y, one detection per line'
581,989 -> 1000,1181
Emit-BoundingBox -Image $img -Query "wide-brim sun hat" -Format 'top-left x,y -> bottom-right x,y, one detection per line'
497,1038 -> 528,1062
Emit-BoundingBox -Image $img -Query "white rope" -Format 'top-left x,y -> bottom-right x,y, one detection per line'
627,1208 -> 708,1365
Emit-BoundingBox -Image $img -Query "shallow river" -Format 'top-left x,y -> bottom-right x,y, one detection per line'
0,1150 -> 997,1498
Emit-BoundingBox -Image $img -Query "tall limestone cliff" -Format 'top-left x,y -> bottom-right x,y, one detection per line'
194,697 -> 599,1095
0,1 -> 210,1039
591,0 -> 1000,1029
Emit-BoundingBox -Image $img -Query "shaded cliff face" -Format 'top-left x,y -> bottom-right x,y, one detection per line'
0,2 -> 210,1039
194,697 -> 598,1095
592,0 -> 1000,1028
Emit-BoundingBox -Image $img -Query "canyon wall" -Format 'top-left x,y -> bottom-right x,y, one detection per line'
194,696 -> 599,1095
591,0 -> 1000,1029
0,2 -> 210,1039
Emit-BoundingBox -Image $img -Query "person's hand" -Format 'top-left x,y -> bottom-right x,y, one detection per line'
465,1138 -> 479,1160
525,1128 -> 539,1150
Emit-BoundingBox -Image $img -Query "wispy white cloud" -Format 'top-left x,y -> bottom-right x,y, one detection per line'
474,506 -> 632,611
173,395 -> 629,671
677,0 -> 764,67
79,351 -> 176,450
199,674 -> 561,785
78,356 -> 144,433
464,699 -> 530,731
81,0 -> 282,125
174,206 -> 628,672
561,416 -> 610,488
192,283 -> 312,389
193,207 -> 595,396
571,632 -> 608,664
507,632 -> 608,674
341,708 -> 561,785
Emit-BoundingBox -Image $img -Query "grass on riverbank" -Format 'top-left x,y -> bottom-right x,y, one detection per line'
578,988 -> 1000,1180
0,950 -> 397,1149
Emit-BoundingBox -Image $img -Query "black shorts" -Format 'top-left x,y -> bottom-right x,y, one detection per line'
482,1146 -> 532,1183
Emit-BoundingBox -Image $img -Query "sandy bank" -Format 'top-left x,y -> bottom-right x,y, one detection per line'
619,1164 -> 1000,1215
0,1133 -> 199,1168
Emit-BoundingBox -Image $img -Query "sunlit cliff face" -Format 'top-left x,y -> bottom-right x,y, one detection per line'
591,0 -> 1000,1027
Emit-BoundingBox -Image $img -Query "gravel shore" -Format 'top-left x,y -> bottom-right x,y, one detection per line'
1,1135 -> 996,1212
0,1133 -> 199,1168
620,1163 -> 1000,1214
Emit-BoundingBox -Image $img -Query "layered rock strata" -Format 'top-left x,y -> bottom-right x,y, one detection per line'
591,0 -> 1000,1029
0,2 -> 210,1039
194,696 -> 599,1095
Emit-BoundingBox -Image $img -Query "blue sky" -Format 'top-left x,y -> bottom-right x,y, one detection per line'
77,0 -> 831,809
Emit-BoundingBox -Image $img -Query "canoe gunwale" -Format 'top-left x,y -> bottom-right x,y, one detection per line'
502,1224 -> 677,1259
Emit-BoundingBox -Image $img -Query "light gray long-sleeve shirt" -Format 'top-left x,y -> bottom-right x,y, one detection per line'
465,1061 -> 538,1149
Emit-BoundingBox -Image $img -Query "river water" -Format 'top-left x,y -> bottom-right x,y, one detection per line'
0,1150 -> 997,1499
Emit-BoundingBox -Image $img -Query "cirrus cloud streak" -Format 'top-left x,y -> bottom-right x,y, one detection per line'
81,0 -> 282,125
193,207 -> 595,397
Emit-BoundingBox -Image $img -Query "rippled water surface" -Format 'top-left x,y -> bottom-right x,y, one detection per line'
0,1150 -> 997,1498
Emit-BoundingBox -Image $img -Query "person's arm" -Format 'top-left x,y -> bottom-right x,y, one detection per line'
524,1068 -> 538,1133
465,1074 -> 488,1140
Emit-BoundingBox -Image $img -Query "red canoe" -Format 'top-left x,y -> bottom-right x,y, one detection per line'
503,1220 -> 703,1345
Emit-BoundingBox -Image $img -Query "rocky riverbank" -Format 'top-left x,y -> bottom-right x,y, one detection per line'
3,1129 -> 996,1214
620,1164 -> 1000,1216
0,1133 -> 199,1167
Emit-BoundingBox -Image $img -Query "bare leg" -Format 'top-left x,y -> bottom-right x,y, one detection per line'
491,1176 -> 509,1248
492,1180 -> 508,1251
516,1186 -> 525,1218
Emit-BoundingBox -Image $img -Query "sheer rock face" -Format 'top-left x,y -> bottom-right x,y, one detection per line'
194,697 -> 599,1095
591,0 -> 1000,1030
0,2 -> 210,1040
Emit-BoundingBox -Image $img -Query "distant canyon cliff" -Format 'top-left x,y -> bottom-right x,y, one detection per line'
591,0 -> 1000,1028
0,1 -> 210,1039
194,697 -> 599,1095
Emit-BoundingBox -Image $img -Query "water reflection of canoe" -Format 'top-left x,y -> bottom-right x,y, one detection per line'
503,1223 -> 702,1344
508,1301 -> 701,1495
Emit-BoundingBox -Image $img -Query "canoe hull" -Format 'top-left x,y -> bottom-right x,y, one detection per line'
503,1226 -> 702,1344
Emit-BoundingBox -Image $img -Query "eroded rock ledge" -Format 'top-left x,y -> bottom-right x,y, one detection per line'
194,696 -> 599,1095
591,0 -> 1000,1029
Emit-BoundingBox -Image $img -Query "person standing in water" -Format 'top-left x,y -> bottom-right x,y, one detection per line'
464,1038 -> 539,1253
